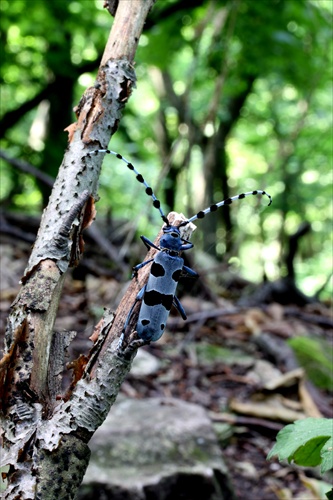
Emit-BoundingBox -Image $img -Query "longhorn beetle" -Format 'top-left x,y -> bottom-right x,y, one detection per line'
86,149 -> 272,346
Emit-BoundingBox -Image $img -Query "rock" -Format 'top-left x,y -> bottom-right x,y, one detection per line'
130,348 -> 161,377
78,397 -> 234,500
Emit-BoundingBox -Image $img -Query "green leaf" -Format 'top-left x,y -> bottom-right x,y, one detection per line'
288,337 -> 333,390
267,418 -> 333,473
293,436 -> 328,467
321,436 -> 333,473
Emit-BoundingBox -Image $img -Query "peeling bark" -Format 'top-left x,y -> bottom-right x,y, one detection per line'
0,2 -> 161,498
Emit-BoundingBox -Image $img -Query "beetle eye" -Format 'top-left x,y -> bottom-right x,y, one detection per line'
171,232 -> 178,237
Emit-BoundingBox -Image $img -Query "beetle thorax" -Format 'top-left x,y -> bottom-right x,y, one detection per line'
160,226 -> 183,252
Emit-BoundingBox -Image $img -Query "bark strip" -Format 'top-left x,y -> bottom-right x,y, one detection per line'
0,2 -> 158,498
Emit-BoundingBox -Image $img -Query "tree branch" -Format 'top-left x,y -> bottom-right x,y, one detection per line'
0,1 -> 159,498
0,83 -> 54,137
0,150 -> 55,188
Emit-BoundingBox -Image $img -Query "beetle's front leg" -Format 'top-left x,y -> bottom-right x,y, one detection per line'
182,265 -> 199,278
132,258 -> 154,279
173,295 -> 187,320
140,235 -> 160,251
131,235 -> 160,279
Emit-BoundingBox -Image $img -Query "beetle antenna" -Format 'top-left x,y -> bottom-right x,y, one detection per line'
178,190 -> 272,227
86,149 -> 170,226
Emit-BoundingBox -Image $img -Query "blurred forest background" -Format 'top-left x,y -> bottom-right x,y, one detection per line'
0,0 -> 332,300
0,1 -> 332,497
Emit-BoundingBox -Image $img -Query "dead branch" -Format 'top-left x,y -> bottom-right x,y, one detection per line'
0,150 -> 55,188
0,2 -> 159,498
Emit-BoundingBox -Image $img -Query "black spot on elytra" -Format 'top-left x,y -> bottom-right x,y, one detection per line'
172,269 -> 181,282
144,291 -> 173,310
151,262 -> 165,277
141,319 -> 150,326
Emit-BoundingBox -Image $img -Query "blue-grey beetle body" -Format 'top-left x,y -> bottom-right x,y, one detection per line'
137,249 -> 184,342
85,149 -> 272,346
133,225 -> 197,342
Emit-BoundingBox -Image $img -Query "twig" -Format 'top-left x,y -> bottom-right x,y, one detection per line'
0,149 -> 55,187
0,214 -> 36,244
209,411 -> 284,432
283,307 -> 333,328
167,306 -> 241,328
86,223 -> 128,273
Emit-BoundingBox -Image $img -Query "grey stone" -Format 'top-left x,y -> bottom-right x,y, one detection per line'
130,349 -> 162,377
78,397 -> 234,500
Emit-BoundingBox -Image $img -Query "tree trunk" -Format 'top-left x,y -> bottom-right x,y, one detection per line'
0,2 -> 170,498
203,73 -> 256,257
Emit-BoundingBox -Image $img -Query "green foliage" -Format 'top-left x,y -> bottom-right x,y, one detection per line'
0,0 -> 107,111
127,0 -> 332,294
0,0 -> 110,209
268,418 -> 333,474
195,342 -> 252,365
269,417 -> 333,499
0,0 -> 332,296
288,337 -> 333,390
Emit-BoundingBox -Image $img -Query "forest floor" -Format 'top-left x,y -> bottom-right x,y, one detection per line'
0,225 -> 332,500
